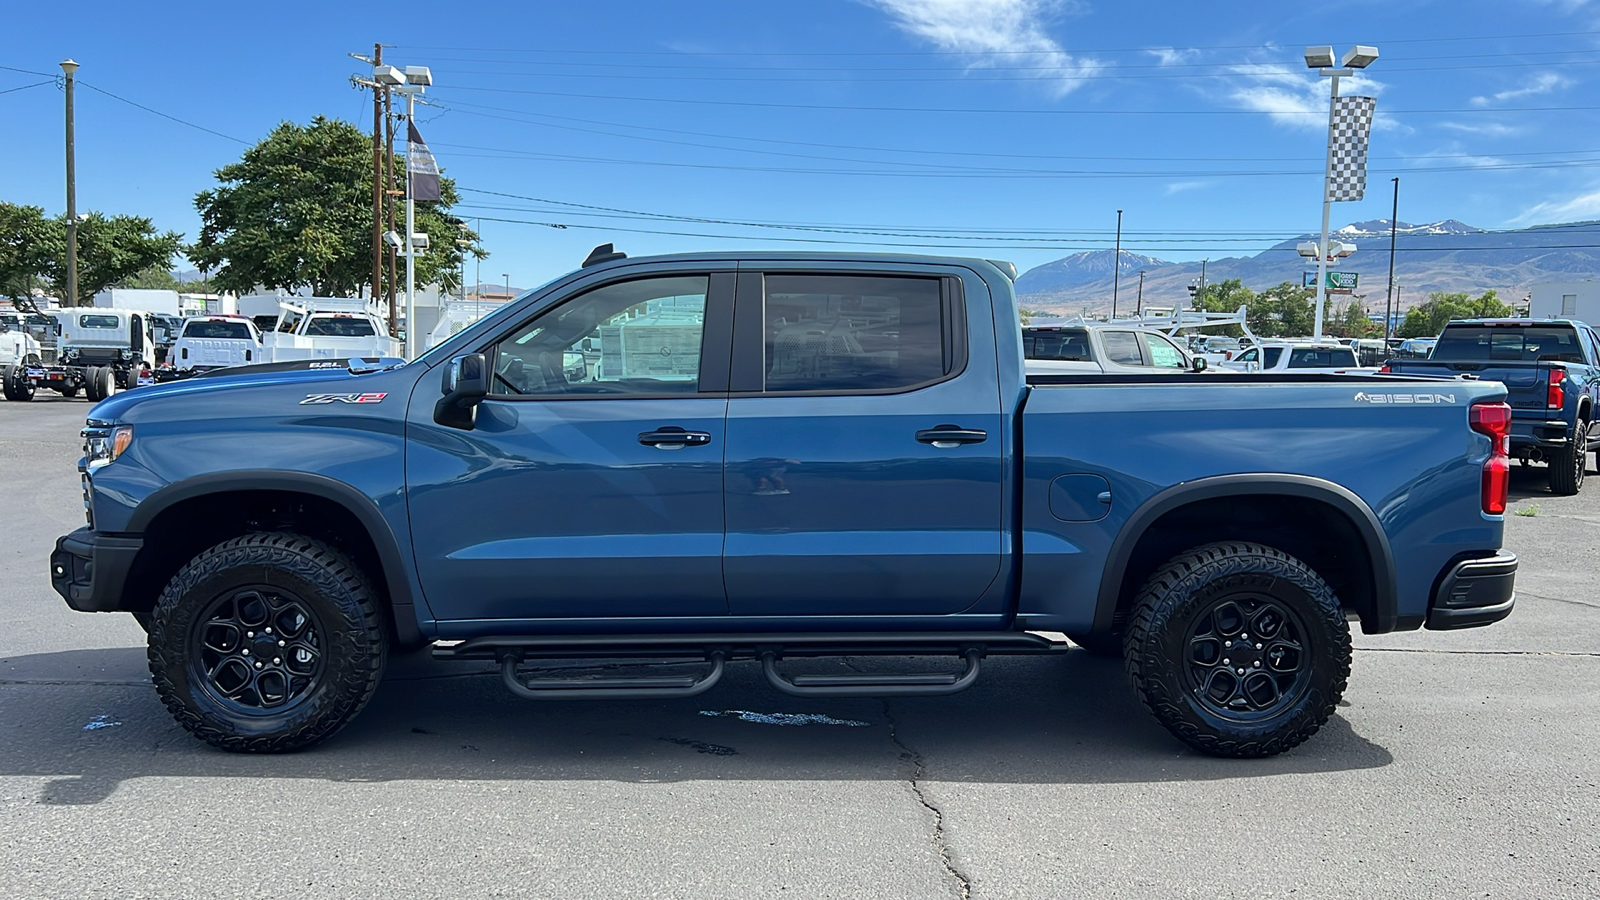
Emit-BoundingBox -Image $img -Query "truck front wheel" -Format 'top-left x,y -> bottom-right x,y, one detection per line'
147,533 -> 388,753
1123,541 -> 1351,758
3,365 -> 34,402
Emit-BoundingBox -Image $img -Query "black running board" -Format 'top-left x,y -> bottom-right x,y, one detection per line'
761,648 -> 981,697
502,651 -> 725,700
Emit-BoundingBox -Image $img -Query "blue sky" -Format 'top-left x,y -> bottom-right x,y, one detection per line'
5,0 -> 1600,288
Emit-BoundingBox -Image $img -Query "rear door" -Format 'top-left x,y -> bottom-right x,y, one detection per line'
721,267 -> 1005,617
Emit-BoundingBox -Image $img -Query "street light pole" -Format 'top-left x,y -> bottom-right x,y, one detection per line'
1312,69 -> 1343,342
61,59 -> 79,308
1136,270 -> 1144,315
1385,177 -> 1399,340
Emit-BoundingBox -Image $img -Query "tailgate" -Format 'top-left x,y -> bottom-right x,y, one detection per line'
1430,362 -> 1547,410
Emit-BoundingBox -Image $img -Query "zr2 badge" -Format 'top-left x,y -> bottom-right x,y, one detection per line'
301,392 -> 388,405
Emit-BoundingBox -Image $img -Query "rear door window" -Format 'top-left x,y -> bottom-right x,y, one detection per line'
759,274 -> 951,392
78,314 -> 119,329
1101,331 -> 1144,366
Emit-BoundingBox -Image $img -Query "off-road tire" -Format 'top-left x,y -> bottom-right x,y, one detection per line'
147,533 -> 387,753
1065,631 -> 1125,658
1549,419 -> 1588,496
1123,541 -> 1351,758
3,365 -> 34,402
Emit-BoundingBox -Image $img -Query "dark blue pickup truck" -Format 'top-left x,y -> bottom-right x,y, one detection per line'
1388,318 -> 1600,495
51,248 -> 1518,758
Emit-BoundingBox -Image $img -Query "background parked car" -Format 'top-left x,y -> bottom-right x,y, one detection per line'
1024,321 -> 1208,374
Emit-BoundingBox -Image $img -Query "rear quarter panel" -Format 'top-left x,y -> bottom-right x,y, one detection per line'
1018,377 -> 1508,631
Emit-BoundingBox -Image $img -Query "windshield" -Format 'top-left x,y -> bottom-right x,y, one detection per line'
1434,325 -> 1584,362
1287,347 -> 1359,368
1022,328 -> 1092,361
304,316 -> 376,338
182,320 -> 253,340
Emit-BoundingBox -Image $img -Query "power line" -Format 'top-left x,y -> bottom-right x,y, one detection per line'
435,84 -> 1600,116
396,29 -> 1600,56
0,80 -> 54,97
77,81 -> 250,145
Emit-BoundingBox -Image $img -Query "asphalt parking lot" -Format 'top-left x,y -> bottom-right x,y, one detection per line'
1,392 -> 1596,899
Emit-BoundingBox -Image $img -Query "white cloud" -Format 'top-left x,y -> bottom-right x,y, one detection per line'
1219,62 -> 1386,131
1164,180 -> 1210,195
1438,120 -> 1523,138
1512,188 -> 1600,224
1146,46 -> 1199,67
1471,72 -> 1571,106
865,0 -> 1101,96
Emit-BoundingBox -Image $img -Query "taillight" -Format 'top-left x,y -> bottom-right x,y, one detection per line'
1470,402 -> 1512,515
1379,364 -> 1391,373
1547,368 -> 1565,410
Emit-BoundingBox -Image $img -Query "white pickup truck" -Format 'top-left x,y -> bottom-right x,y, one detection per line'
1022,321 -> 1208,375
262,303 -> 402,363
1219,340 -> 1376,375
160,316 -> 263,379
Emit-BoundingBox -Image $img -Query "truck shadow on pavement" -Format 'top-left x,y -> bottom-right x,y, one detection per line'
1506,459 -> 1592,502
0,645 -> 1392,806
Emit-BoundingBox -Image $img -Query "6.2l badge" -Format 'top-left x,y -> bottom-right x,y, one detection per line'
300,392 -> 388,405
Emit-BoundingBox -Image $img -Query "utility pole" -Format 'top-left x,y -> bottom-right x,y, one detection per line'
1136,270 -> 1145,315
1385,177 -> 1399,341
370,44 -> 384,309
384,90 -> 398,336
1199,259 -> 1208,309
61,59 -> 79,308
1111,209 -> 1123,319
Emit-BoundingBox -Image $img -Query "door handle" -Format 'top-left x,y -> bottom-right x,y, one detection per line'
638,428 -> 712,449
915,425 -> 988,448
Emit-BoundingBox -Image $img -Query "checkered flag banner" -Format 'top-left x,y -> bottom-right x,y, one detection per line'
1326,96 -> 1376,202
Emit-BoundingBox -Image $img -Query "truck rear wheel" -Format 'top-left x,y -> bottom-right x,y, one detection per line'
3,365 -> 34,402
1548,419 -> 1587,496
147,533 -> 388,753
83,367 -> 105,402
1123,541 -> 1350,758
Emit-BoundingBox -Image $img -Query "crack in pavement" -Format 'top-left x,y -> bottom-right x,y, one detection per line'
1517,590 -> 1600,611
880,698 -> 972,900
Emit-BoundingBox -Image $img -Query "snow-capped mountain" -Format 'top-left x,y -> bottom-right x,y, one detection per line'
1013,249 -> 1177,295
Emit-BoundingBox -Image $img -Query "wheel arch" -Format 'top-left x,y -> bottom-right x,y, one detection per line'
1094,474 -> 1398,636
125,471 -> 423,648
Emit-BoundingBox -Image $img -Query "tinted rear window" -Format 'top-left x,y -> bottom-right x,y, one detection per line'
1023,328 -> 1092,361
183,320 -> 253,339
304,317 -> 377,337
1434,326 -> 1585,362
1288,347 -> 1358,368
78,314 -> 119,329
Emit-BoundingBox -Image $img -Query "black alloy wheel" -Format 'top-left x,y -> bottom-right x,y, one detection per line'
189,588 -> 326,714
148,533 -> 387,752
1124,541 -> 1351,758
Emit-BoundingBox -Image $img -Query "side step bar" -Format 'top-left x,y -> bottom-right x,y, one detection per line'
761,648 -> 981,697
435,631 -> 1069,702
502,651 -> 725,700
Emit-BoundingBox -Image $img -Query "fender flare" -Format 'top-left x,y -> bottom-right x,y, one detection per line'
127,470 -> 423,646
1092,474 -> 1399,634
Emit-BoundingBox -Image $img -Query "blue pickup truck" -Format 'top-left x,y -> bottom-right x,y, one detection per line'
1387,318 -> 1600,495
50,248 -> 1518,758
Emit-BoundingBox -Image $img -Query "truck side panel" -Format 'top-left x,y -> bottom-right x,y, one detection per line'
1016,378 -> 1506,633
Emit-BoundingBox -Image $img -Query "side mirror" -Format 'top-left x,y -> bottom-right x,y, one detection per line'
434,353 -> 489,430
1191,356 -> 1207,373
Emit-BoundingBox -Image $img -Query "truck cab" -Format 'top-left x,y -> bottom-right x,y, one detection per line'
56,308 -> 155,388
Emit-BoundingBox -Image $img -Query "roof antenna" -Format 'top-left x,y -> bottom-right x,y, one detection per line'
582,243 -> 627,268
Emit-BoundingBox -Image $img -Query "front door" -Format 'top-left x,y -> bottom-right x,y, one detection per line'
406,271 -> 734,622
721,270 -> 1006,617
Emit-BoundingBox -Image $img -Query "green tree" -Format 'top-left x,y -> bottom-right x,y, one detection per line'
2,202 -> 181,308
1192,278 -> 1253,337
1250,281 -> 1318,338
1334,300 -> 1378,338
0,203 -> 56,309
1395,290 -> 1512,338
190,116 -> 482,297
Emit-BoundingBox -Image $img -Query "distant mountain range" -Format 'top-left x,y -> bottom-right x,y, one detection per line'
1016,219 -> 1600,314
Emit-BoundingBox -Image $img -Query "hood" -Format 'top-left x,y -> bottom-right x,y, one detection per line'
89,358 -> 419,423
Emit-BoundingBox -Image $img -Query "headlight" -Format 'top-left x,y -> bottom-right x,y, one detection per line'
83,425 -> 133,470
119,348 -> 134,359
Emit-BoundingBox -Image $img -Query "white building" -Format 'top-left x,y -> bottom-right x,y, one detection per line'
1530,280 -> 1600,320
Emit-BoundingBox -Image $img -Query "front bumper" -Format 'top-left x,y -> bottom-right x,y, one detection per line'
1426,550 -> 1517,630
50,527 -> 142,612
